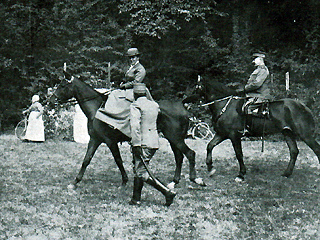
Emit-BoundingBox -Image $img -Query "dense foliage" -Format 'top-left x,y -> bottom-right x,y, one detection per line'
0,0 -> 319,132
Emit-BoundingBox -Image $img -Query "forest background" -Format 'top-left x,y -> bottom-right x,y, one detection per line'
0,0 -> 320,137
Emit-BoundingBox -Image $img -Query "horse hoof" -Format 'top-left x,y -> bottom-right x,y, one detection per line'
67,184 -> 77,190
235,176 -> 244,183
167,182 -> 176,190
193,177 -> 206,186
281,173 -> 291,178
208,169 -> 216,177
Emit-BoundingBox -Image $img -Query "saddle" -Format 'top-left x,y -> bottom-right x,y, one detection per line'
243,100 -> 270,119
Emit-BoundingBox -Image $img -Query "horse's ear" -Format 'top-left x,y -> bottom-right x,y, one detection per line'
63,62 -> 74,82
195,75 -> 203,91
64,75 -> 74,83
63,70 -> 73,81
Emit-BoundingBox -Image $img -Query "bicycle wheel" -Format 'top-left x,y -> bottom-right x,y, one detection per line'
15,119 -> 27,140
192,122 -> 213,140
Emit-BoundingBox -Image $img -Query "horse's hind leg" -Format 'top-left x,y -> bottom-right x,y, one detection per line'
282,130 -> 299,177
69,138 -> 101,189
169,140 -> 205,187
168,142 -> 184,187
206,134 -> 225,175
302,136 -> 320,164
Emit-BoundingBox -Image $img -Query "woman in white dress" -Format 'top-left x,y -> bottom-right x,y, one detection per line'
23,95 -> 45,142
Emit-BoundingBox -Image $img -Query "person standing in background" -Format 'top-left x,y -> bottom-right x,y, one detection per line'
23,95 -> 45,142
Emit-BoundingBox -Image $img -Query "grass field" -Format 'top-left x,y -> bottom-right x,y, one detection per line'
1,134 -> 320,239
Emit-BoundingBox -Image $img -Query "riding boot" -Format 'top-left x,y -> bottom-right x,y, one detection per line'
129,177 -> 144,205
145,177 -> 176,206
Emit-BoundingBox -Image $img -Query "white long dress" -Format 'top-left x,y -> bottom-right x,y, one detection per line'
73,104 -> 89,143
24,102 -> 45,142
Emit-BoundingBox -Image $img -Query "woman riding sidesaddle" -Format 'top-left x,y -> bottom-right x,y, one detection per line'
95,48 -> 153,138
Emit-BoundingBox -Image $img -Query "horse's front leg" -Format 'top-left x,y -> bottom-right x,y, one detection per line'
68,138 -> 101,190
206,134 -> 225,176
107,141 -> 129,186
230,136 -> 246,181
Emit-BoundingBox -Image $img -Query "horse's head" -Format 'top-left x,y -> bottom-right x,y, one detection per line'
48,74 -> 75,105
181,76 -> 204,104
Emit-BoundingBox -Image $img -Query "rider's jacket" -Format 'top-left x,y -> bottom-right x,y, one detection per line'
121,62 -> 146,89
245,65 -> 271,100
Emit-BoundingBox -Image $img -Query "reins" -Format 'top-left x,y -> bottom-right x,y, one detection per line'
201,95 -> 244,107
200,95 -> 246,123
66,95 -> 103,105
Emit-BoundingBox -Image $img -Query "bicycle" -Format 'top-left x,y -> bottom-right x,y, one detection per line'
187,117 -> 214,140
15,113 -> 28,140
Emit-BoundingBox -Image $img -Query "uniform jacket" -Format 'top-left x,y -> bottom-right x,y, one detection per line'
130,96 -> 159,149
245,65 -> 271,99
122,62 -> 146,89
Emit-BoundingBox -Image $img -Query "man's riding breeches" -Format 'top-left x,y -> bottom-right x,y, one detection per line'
133,147 -> 157,181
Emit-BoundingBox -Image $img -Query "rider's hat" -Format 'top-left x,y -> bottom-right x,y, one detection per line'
133,83 -> 146,94
126,48 -> 140,57
252,53 -> 265,58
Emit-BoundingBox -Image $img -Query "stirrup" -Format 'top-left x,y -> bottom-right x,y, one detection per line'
238,128 -> 249,136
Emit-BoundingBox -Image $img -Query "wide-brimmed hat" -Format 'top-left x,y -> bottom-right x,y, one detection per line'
126,48 -> 140,57
133,83 -> 146,94
252,53 -> 266,58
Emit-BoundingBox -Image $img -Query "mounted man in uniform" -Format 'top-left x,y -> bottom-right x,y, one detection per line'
236,53 -> 272,134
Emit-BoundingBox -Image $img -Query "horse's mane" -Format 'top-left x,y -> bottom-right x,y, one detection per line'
203,80 -> 237,99
74,76 -> 108,101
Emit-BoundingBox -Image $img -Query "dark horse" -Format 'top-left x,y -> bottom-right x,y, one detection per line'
186,79 -> 320,181
51,76 -> 205,189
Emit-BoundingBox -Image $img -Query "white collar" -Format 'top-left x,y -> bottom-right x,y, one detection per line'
127,61 -> 139,72
131,61 -> 139,67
